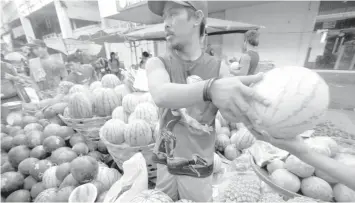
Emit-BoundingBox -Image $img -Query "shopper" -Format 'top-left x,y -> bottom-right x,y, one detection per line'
231,30 -> 260,76
27,39 -> 68,98
108,52 -> 120,77
65,54 -> 98,85
146,1 -> 269,201
139,51 -> 151,69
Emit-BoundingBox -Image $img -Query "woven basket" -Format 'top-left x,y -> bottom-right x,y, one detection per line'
100,131 -> 157,179
58,114 -> 111,141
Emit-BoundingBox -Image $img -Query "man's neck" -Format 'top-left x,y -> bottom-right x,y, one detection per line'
247,44 -> 258,52
174,38 -> 202,61
39,53 -> 50,59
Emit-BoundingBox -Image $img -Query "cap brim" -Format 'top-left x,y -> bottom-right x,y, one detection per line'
25,43 -> 38,48
148,0 -> 190,16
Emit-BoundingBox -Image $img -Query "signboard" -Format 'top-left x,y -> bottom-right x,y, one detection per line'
118,0 -> 146,10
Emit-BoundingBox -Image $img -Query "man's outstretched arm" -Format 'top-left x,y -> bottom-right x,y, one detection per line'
147,57 -> 206,109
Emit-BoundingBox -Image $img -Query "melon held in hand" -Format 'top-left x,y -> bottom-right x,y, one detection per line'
250,66 -> 329,139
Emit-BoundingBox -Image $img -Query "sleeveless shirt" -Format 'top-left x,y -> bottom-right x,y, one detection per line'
153,51 -> 221,178
246,50 -> 260,75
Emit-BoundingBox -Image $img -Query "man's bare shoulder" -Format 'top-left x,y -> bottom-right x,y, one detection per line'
146,57 -> 165,72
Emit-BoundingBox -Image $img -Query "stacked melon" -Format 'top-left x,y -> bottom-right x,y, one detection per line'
264,136 -> 355,202
215,111 -> 256,161
1,102 -> 117,202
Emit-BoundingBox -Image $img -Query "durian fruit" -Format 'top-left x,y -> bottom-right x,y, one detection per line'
287,196 -> 317,203
259,193 -> 285,202
224,173 -> 262,202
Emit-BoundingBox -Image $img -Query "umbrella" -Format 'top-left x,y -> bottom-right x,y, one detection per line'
4,52 -> 26,62
125,17 -> 263,41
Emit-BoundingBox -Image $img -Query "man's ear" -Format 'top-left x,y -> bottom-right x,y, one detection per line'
194,10 -> 204,26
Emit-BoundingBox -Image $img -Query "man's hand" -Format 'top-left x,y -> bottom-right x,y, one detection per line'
210,73 -> 270,125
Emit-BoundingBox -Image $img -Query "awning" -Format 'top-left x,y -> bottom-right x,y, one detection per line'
76,29 -> 128,44
124,17 -> 263,41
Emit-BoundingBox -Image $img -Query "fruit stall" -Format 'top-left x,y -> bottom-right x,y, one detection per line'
2,31 -> 355,203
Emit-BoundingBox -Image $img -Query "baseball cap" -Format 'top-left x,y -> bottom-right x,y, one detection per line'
26,39 -> 47,48
148,0 -> 208,19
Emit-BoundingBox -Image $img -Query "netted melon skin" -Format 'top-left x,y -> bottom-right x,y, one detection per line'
124,119 -> 153,147
93,88 -> 121,117
259,193 -> 285,202
224,174 -> 262,202
68,92 -> 93,119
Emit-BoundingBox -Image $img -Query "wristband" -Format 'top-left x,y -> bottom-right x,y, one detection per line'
203,80 -> 210,102
207,77 -> 218,102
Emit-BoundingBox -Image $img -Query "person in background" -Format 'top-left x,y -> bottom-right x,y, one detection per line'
205,44 -> 215,56
230,30 -> 260,76
93,57 -> 109,80
65,54 -> 98,85
139,51 -> 152,69
108,52 -> 120,77
27,39 -> 68,98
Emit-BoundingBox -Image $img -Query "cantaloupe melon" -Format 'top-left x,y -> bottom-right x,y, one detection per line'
250,66 -> 329,139
270,169 -> 301,193
100,119 -> 126,145
70,156 -> 99,184
266,159 -> 285,174
301,176 -> 333,201
69,183 -> 98,203
93,88 -> 121,117
333,183 -> 355,202
285,155 -> 315,178
124,119 -> 153,147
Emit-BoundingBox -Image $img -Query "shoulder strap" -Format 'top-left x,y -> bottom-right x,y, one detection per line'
157,56 -> 172,82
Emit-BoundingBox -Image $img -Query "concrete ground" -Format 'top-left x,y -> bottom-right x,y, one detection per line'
322,109 -> 355,135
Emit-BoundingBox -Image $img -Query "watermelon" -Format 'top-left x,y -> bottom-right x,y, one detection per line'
72,142 -> 89,155
122,93 -> 143,114
34,188 -> 58,202
95,166 -> 121,191
96,190 -> 107,203
68,92 -> 93,119
24,123 -> 43,135
1,171 -> 25,193
43,123 -> 61,138
42,166 -> 61,189
90,81 -> 102,91
112,106 -> 128,123
69,134 -> 87,147
50,147 -> 78,165
100,119 -> 126,145
30,145 -> 48,160
114,84 -> 132,101
130,189 -> 173,203
124,119 -> 153,147
27,131 -> 45,148
1,136 -> 13,152
91,180 -> 105,194
56,126 -> 75,140
93,88 -> 121,116
5,189 -> 31,202
43,136 -> 65,153
101,74 -> 121,88
224,144 -> 241,161
58,81 -> 75,94
8,145 -> 31,168
215,134 -> 230,152
18,157 -> 39,175
97,140 -> 108,154
69,84 -> 90,95
130,102 -> 158,128
230,127 -> 255,150
55,186 -> 75,202
24,175 -> 38,190
29,159 -> 53,181
250,66 -> 329,139
59,173 -> 79,189
56,162 -> 71,181
70,156 -> 99,184
30,182 -> 46,199
68,183 -> 98,203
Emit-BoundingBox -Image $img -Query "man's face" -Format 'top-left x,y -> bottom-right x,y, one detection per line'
32,46 -> 47,58
68,62 -> 82,73
163,2 -> 196,50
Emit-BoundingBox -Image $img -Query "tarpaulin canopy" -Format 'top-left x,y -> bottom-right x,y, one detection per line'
76,29 -> 128,44
124,17 -> 263,41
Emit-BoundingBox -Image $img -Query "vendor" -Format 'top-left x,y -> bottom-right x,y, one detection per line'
146,0 -> 269,201
140,51 -> 152,69
65,54 -> 98,85
108,52 -> 120,77
27,39 -> 68,98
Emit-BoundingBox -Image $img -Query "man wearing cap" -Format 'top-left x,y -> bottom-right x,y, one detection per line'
146,1 -> 269,201
27,39 -> 68,98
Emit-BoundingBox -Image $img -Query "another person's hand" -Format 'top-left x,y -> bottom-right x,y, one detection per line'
249,127 -> 309,156
210,73 -> 270,125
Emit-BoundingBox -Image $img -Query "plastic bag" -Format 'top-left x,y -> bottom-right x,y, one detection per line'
103,152 -> 148,203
